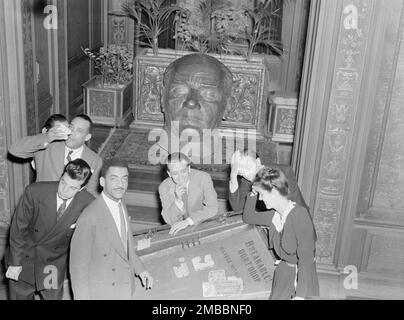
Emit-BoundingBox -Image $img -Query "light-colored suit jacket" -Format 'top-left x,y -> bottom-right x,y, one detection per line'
9,133 -> 102,196
69,195 -> 145,300
158,169 -> 218,225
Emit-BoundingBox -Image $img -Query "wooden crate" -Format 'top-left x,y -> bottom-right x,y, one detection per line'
132,215 -> 275,300
83,76 -> 133,127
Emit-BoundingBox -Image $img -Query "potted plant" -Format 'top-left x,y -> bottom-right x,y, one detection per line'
112,0 -> 186,57
175,0 -> 247,55
82,44 -> 134,127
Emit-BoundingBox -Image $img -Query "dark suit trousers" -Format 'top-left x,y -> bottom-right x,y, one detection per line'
9,278 -> 63,300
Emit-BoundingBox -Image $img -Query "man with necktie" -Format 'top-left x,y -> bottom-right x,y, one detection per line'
159,152 -> 218,236
69,158 -> 153,300
5,159 -> 94,300
9,114 -> 103,197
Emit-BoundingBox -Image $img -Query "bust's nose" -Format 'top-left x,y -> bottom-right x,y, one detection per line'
182,88 -> 200,110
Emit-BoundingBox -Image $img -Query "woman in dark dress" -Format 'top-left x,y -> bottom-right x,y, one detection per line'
243,167 -> 319,300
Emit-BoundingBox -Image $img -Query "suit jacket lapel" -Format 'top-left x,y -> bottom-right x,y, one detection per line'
48,191 -> 84,236
98,197 -> 128,261
81,145 -> 93,167
53,142 -> 66,175
122,201 -> 134,263
39,184 -> 58,236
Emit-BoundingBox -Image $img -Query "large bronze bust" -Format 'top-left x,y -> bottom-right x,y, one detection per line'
150,54 -> 234,164
162,54 -> 233,135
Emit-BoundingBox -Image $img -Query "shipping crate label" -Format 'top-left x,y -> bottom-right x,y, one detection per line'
137,238 -> 151,251
202,269 -> 244,298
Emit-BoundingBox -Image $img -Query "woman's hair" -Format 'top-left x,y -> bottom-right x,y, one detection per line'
253,167 -> 289,197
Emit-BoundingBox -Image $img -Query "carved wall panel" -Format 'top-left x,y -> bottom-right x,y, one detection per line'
357,0 -> 403,216
312,0 -> 372,265
363,232 -> 404,278
372,38 -> 404,210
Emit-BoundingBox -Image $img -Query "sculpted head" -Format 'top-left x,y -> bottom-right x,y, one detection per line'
162,54 -> 233,135
57,159 -> 92,200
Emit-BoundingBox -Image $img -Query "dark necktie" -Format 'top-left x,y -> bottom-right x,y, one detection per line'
119,202 -> 128,257
66,150 -> 73,163
57,199 -> 68,221
182,191 -> 189,219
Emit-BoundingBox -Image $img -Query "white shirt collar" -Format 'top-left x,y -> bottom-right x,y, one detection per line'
101,191 -> 122,207
101,192 -> 127,235
272,201 -> 296,232
56,193 -> 73,210
64,145 -> 84,164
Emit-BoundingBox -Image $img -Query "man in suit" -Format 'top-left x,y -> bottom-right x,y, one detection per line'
5,159 -> 94,300
229,149 -> 309,213
9,114 -> 102,197
69,159 -> 153,300
159,152 -> 218,236
31,114 -> 68,171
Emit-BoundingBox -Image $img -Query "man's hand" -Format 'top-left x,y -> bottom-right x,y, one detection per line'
139,270 -> 153,290
46,125 -> 70,142
174,184 -> 187,200
6,266 -> 22,281
169,219 -> 191,236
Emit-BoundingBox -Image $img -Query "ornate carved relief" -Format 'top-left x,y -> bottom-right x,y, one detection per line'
110,16 -> 127,45
137,65 -> 165,121
224,73 -> 258,124
89,91 -> 115,117
313,0 -> 371,264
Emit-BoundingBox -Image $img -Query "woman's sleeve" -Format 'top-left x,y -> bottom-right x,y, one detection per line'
242,192 -> 274,226
293,207 -> 317,298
